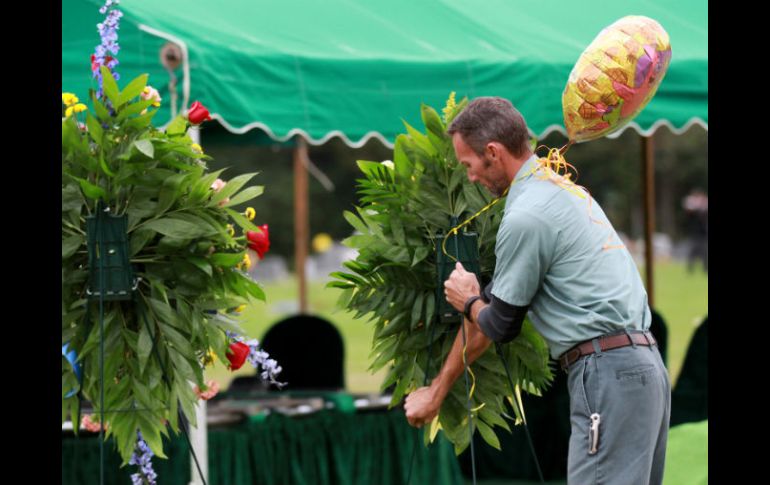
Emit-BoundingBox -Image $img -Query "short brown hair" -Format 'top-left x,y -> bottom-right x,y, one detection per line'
447,97 -> 531,158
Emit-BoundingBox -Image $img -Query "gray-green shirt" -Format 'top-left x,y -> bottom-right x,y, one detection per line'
491,155 -> 651,359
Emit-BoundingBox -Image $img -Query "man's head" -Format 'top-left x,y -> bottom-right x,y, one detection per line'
447,97 -> 532,196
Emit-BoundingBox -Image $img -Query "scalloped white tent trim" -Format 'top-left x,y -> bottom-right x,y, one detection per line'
211,115 -> 708,149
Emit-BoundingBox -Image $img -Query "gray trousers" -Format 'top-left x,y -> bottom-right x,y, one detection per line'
566,343 -> 671,484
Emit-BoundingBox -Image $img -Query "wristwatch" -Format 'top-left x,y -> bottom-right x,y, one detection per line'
463,295 -> 482,320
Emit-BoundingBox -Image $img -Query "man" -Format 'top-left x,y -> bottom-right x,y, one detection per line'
404,97 -> 670,484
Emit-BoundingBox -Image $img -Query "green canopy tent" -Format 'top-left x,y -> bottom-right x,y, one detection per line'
63,0 -> 707,310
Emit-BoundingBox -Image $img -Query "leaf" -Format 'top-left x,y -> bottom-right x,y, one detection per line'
209,173 -> 258,207
429,416 -> 442,443
238,274 -> 266,301
143,217 -> 214,239
475,419 -> 501,450
389,360 -> 415,407
225,208 -> 259,233
136,412 -> 168,459
100,66 -> 120,107
129,228 -> 156,256
134,139 -> 155,159
390,216 -> 406,246
62,184 -> 84,212
137,320 -> 154,374
117,73 -> 148,107
187,256 -> 213,277
169,348 -> 197,381
116,99 -> 155,122
369,337 -> 399,373
125,109 -> 157,130
343,210 -> 369,235
160,322 -> 194,356
98,152 -> 116,177
208,313 -> 246,335
147,298 -> 179,327
410,291 -> 425,329
165,114 -> 189,136
72,176 -> 106,200
403,120 -> 437,157
224,186 -> 264,207
62,234 -> 83,259
85,112 -> 103,144
91,93 -> 111,121
411,246 -> 430,267
209,252 -> 245,267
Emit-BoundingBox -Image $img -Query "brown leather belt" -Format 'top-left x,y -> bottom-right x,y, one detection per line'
558,330 -> 656,372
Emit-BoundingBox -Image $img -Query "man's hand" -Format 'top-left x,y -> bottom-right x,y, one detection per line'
404,385 -> 441,428
444,262 -> 481,312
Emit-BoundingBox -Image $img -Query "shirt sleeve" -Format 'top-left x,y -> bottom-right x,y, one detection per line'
490,209 -> 556,307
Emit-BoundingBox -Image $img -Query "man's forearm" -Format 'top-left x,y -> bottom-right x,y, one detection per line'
430,305 -> 491,402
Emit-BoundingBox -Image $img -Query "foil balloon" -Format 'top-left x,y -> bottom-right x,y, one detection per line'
62,343 -> 82,398
563,16 -> 671,142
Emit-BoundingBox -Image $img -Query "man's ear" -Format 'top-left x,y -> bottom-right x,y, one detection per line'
485,142 -> 501,161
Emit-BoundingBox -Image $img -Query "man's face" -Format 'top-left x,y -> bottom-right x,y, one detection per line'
452,133 -> 509,196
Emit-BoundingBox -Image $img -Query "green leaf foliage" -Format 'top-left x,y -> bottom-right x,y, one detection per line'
62,72 -> 270,464
328,94 -> 553,453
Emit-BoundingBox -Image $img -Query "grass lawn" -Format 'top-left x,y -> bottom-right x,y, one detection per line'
205,260 -> 707,393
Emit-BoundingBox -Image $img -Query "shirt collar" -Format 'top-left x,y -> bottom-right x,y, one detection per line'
504,153 -> 539,209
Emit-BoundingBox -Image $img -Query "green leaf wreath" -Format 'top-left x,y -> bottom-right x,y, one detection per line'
328,94 -> 554,454
62,67 -> 268,463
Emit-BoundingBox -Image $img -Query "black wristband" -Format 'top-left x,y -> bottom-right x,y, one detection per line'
463,295 -> 482,320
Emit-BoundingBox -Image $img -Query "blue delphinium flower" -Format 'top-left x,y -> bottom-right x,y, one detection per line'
92,0 -> 123,99
129,430 -> 157,485
227,331 -> 285,387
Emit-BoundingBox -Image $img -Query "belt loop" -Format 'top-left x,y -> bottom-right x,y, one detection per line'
591,338 -> 602,356
624,328 -> 637,349
643,330 -> 654,350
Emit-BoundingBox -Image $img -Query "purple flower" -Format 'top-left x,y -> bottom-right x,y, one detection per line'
228,332 -> 286,387
129,430 -> 157,485
92,1 -> 123,100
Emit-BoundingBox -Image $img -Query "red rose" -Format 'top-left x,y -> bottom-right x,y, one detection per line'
226,341 -> 250,370
188,101 -> 212,125
246,225 -> 270,259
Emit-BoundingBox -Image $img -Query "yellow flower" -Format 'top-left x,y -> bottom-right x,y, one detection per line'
65,103 -> 87,118
312,233 -> 333,253
203,348 -> 218,366
442,91 -> 457,122
226,224 -> 235,237
242,253 -> 252,270
62,93 -> 79,107
191,143 -> 203,154
234,304 -> 247,313
244,207 -> 256,221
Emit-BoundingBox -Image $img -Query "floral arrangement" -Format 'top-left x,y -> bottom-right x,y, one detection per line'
328,94 -> 554,453
61,0 -> 280,474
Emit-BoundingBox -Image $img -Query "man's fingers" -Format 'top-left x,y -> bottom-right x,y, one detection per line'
455,262 -> 466,272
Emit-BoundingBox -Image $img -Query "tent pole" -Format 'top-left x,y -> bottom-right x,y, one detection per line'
294,137 -> 309,313
188,126 -> 209,485
641,135 -> 655,308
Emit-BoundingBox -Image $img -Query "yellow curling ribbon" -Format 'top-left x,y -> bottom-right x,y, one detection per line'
532,144 -> 625,251
441,185 -> 510,263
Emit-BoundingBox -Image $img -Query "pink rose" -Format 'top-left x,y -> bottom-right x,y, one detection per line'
194,380 -> 221,401
211,179 -> 226,192
141,86 -> 162,107
81,414 -> 107,433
